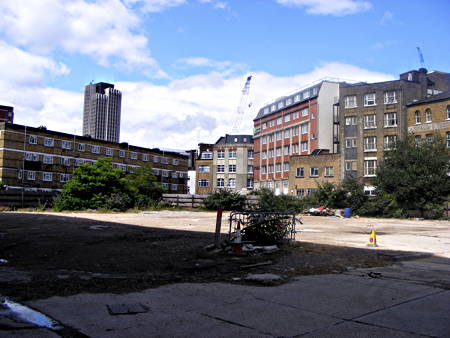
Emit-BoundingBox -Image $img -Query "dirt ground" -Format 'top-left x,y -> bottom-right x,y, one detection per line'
0,211 -> 447,302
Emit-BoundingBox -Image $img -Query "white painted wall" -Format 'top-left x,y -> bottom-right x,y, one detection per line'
317,82 -> 340,151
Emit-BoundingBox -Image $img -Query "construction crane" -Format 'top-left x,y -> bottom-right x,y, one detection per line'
231,75 -> 252,133
416,47 -> 425,69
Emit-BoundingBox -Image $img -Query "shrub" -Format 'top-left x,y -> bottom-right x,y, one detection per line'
202,189 -> 246,211
241,213 -> 291,245
251,188 -> 304,213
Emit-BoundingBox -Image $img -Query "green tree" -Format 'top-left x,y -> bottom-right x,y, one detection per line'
375,134 -> 450,216
54,157 -> 132,211
127,164 -> 166,208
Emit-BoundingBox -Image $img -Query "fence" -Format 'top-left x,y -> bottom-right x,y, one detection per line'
162,194 -> 259,209
0,190 -> 58,209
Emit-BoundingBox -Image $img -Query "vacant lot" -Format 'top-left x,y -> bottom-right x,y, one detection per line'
0,211 -> 448,301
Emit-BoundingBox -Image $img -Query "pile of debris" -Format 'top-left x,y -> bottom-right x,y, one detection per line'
304,206 -> 337,217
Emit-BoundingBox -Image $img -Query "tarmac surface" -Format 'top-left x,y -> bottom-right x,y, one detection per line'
1,211 -> 449,337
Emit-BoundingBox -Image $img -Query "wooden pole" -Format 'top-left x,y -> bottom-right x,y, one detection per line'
214,208 -> 223,248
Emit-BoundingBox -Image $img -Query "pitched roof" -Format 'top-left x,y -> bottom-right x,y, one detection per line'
407,90 -> 450,107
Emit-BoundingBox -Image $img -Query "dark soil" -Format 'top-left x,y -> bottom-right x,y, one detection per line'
0,212 -> 397,301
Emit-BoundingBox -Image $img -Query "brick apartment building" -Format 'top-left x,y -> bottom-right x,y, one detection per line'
406,90 -> 450,146
253,80 -> 340,195
0,122 -> 189,193
339,69 -> 450,194
195,135 -> 254,194
0,105 -> 13,123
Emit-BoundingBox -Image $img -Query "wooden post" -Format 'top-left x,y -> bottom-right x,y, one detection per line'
214,208 -> 223,248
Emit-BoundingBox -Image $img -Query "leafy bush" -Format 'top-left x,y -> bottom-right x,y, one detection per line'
202,189 -> 246,211
241,213 -> 291,245
251,188 -> 304,213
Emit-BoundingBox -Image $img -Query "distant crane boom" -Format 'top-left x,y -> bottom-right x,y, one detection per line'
232,75 -> 252,133
416,47 -> 425,68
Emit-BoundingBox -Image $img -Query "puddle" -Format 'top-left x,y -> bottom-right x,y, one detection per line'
1,298 -> 62,330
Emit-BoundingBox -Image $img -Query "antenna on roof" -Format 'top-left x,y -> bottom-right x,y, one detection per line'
416,47 -> 425,69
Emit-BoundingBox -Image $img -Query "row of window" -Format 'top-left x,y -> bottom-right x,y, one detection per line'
296,188 -> 318,197
261,123 -> 310,144
344,91 -> 397,109
262,87 -> 318,116
198,165 -> 253,174
415,132 -> 450,147
261,141 -> 309,158
295,166 -> 334,178
345,135 -> 397,151
344,159 -> 377,176
259,180 -> 289,191
413,106 -> 450,124
198,178 -> 254,189
345,113 -> 398,128
27,135 -> 180,164
201,149 -> 254,160
261,108 -> 309,130
261,163 -> 290,174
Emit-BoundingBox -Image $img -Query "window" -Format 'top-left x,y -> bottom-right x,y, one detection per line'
43,155 -> 53,164
364,136 -> 377,151
364,93 -> 376,106
284,145 -> 290,155
268,165 -> 274,173
78,143 -> 85,152
275,163 -> 281,172
286,97 -> 292,105
345,161 -> 356,171
384,91 -> 396,104
284,129 -> 290,139
105,148 -> 113,156
364,186 -> 376,196
278,101 -> 284,109
425,109 -> 432,123
364,159 -> 377,176
201,151 -> 212,159
75,158 -> 84,167
261,166 -> 267,174
44,137 -> 54,147
415,135 -> 422,145
261,151 -> 267,159
296,189 -> 305,197
345,116 -> 357,126
228,164 -> 236,173
228,178 -> 236,188
234,137 -> 238,142
447,106 -> 450,120
301,123 -> 308,134
268,149 -> 273,158
60,173 -> 71,183
296,167 -> 304,177
161,157 -> 169,164
325,166 -> 334,177
91,145 -> 100,154
345,95 -> 357,108
294,94 -> 300,102
119,150 -> 125,158
27,171 -> 36,180
345,138 -> 357,148
262,123 -> 267,130
217,178 -> 224,188
303,90 -> 310,99
292,126 -> 299,136
170,184 -> 178,191
198,179 -> 209,187
42,172 -> 53,182
152,168 -> 160,176
143,154 -> 149,162
301,108 -> 308,117
271,104 -> 276,112
414,110 -> 421,124
247,150 -> 253,159
275,147 -> 282,157
25,152 -> 33,161
277,117 -> 282,125
310,167 -> 319,177
28,135 -> 37,144
425,134 -> 433,144
217,165 -> 224,173
61,157 -> 70,166
283,163 -> 289,172
284,114 -> 290,123
364,114 -> 376,129
62,140 -> 72,150
292,143 -> 299,154
293,111 -> 299,119
276,132 -> 282,141
198,165 -> 210,173
384,135 -> 397,150
129,152 -> 137,160
384,112 -> 397,127
217,150 -> 225,159
301,141 -> 308,152
262,136 -> 267,145
247,165 -> 253,173
247,179 -> 254,188
228,150 -> 236,159
447,132 -> 450,148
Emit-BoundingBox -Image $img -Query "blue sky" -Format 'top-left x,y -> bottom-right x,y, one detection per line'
0,0 -> 449,149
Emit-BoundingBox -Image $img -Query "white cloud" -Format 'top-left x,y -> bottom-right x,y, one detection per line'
124,0 -> 187,12
176,57 -> 246,74
380,10 -> 394,25
1,61 -> 394,150
371,40 -> 396,50
276,0 -> 372,15
0,0 -> 164,77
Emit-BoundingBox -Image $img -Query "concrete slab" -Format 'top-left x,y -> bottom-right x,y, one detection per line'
201,297 -> 341,337
303,321 -> 423,337
245,274 -> 439,320
357,290 -> 450,337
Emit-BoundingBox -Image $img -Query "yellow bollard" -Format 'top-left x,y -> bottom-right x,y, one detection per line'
368,230 -> 377,247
